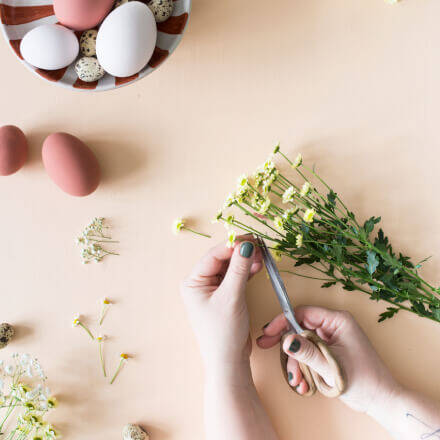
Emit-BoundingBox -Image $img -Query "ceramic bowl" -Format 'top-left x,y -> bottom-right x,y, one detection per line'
0,0 -> 191,91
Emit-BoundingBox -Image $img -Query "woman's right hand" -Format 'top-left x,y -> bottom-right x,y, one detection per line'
257,305 -> 402,415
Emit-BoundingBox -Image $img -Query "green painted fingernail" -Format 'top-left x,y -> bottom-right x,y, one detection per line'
240,242 -> 254,258
288,372 -> 293,382
289,338 -> 301,353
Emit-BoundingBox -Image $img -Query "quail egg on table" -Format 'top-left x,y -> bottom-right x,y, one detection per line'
115,0 -> 130,8
75,57 -> 106,82
80,29 -> 98,56
0,323 -> 14,349
122,424 -> 149,440
148,0 -> 174,23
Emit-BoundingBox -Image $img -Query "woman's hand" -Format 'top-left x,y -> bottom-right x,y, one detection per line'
181,235 -> 263,371
257,306 -> 401,414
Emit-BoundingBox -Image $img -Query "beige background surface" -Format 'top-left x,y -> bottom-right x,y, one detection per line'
1,0 -> 440,438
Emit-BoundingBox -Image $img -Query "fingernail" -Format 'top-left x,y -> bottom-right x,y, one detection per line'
262,322 -> 270,329
289,338 -> 301,353
240,242 -> 254,258
256,335 -> 264,342
288,372 -> 293,382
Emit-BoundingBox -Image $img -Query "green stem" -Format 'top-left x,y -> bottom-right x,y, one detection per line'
79,322 -> 94,340
99,341 -> 106,377
110,359 -> 125,385
183,227 -> 211,238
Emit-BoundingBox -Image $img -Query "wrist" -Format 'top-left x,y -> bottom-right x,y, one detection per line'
366,381 -> 406,425
204,359 -> 254,388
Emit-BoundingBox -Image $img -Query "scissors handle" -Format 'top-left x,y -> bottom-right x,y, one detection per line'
280,330 -> 346,398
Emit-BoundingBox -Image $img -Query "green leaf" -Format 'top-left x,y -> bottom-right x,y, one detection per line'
366,250 -> 379,275
378,307 -> 399,322
321,281 -> 337,288
432,308 -> 440,321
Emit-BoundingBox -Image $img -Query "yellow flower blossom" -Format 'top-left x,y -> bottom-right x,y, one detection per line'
257,197 -> 271,214
296,234 -> 303,248
173,218 -> 185,235
282,186 -> 295,204
226,230 -> 237,248
274,216 -> 285,233
303,208 -> 316,223
300,182 -> 311,197
292,153 -> 303,169
237,174 -> 248,188
283,206 -> 299,221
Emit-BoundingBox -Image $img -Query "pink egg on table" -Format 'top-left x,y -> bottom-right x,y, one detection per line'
42,133 -> 101,197
53,0 -> 115,31
0,125 -> 28,176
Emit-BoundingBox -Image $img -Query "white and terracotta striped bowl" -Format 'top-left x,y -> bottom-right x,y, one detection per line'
0,0 -> 191,91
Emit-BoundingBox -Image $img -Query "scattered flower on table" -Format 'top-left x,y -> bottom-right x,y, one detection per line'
76,217 -> 119,264
110,354 -> 129,385
172,218 -> 211,238
72,314 -> 94,340
98,297 -> 111,326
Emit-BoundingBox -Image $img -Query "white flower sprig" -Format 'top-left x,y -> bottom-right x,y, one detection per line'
0,353 -> 59,439
76,217 -> 119,264
72,314 -> 94,340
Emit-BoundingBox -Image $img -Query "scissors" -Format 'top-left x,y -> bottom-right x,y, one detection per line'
257,237 -> 346,398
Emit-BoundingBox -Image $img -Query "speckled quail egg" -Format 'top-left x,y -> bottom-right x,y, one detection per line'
115,0 -> 130,8
75,56 -> 105,82
0,323 -> 14,349
148,0 -> 174,23
122,424 -> 149,440
80,29 -> 98,56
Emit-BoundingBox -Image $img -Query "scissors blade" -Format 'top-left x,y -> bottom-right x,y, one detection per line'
257,238 -> 303,334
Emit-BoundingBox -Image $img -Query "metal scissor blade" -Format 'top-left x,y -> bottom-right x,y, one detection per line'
257,237 -> 303,334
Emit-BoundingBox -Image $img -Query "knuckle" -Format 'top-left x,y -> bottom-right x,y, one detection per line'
230,262 -> 249,277
299,341 -> 318,364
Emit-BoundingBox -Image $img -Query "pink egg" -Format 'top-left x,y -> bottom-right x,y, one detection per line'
53,0 -> 115,31
0,125 -> 28,176
42,133 -> 100,197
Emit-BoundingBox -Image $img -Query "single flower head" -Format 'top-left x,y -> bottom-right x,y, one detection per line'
212,210 -> 223,224
282,186 -> 296,204
173,218 -> 185,235
257,197 -> 271,214
300,181 -> 311,197
274,216 -> 285,233
283,206 -> 299,221
237,174 -> 248,188
226,230 -> 237,248
72,314 -> 81,327
97,334 -> 106,342
273,143 -> 280,154
120,353 -> 129,361
226,215 -> 235,225
223,193 -> 237,209
296,234 -> 303,248
100,298 -> 111,305
303,208 -> 316,223
292,153 -> 303,169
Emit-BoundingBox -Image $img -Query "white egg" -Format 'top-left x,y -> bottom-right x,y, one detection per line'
20,24 -> 79,70
96,1 -> 157,78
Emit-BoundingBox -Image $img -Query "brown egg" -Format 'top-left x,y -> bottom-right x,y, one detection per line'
42,133 -> 100,197
0,125 -> 28,176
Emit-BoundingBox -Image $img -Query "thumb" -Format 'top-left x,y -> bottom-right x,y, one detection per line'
221,241 -> 255,298
282,333 -> 335,386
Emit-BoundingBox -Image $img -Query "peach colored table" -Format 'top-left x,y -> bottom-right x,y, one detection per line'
1,0 -> 440,439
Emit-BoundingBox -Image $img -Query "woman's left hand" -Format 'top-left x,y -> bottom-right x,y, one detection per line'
180,235 -> 263,371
